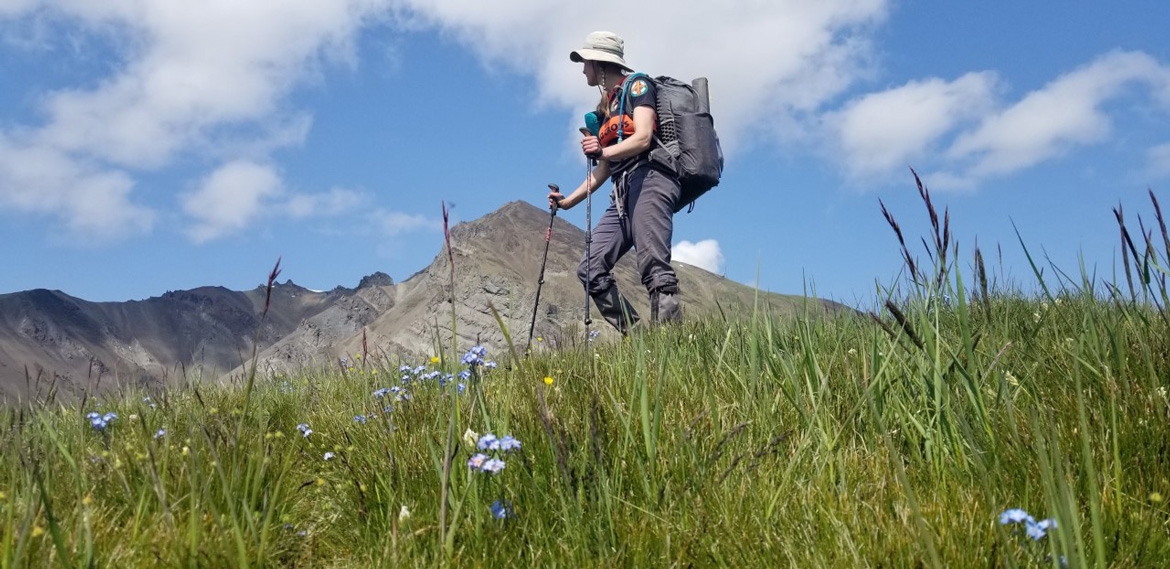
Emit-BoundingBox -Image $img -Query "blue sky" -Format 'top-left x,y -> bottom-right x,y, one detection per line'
1,1 -> 1169,308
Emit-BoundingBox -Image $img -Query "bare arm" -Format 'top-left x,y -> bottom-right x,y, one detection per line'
548,157 -> 610,210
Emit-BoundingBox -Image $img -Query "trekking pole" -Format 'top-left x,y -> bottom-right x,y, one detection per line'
580,128 -> 595,342
526,184 -> 559,355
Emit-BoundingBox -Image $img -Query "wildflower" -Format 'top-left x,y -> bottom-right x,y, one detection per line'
544,376 -> 554,386
302,429 -> 313,438
399,505 -> 411,521
457,383 -> 466,394
280,380 -> 294,394
457,370 -> 471,380
86,412 -> 100,420
490,500 -> 511,519
431,356 -> 440,364
373,388 -> 391,398
463,428 -> 479,448
181,446 -> 190,456
468,453 -> 489,470
498,435 -> 521,452
399,364 -> 412,374
481,458 -> 506,474
412,365 -> 426,375
296,423 -> 310,433
1026,518 -> 1056,540
483,361 -> 498,370
999,508 -> 1033,525
324,452 -> 335,461
31,526 -> 45,538
1150,492 -> 1164,503
589,330 -> 601,340
154,429 -> 166,440
477,434 -> 499,451
847,348 -> 857,355
143,396 -> 156,409
103,412 -> 117,423
354,415 -> 367,424
383,405 -> 394,414
128,414 -> 138,421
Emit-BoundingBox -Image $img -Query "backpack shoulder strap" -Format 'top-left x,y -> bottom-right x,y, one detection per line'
617,72 -> 651,142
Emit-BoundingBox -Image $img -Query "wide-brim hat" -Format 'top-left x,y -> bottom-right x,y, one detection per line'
569,31 -> 633,72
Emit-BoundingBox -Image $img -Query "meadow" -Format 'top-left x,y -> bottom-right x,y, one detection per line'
2,185 -> 1169,567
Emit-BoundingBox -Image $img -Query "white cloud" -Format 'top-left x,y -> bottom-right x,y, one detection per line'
393,0 -> 891,151
948,51 -> 1170,180
0,0 -> 392,240
829,72 -> 997,177
0,133 -> 154,241
182,160 -> 282,243
673,239 -> 724,274
1145,143 -> 1170,180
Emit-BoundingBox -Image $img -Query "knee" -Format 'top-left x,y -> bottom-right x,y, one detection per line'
577,260 -> 613,294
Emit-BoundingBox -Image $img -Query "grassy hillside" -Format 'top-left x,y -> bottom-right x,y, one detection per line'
2,189 -> 1169,567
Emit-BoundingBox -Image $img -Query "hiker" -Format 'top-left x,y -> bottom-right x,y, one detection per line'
547,31 -> 682,333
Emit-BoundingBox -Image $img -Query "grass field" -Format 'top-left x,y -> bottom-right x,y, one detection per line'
2,186 -> 1169,567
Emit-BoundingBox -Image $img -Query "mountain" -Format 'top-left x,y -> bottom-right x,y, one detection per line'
0,201 -> 845,399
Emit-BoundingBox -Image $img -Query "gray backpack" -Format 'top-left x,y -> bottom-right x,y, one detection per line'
619,73 -> 724,213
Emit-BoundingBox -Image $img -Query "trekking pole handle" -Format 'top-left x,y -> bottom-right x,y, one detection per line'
547,183 -> 560,213
579,128 -> 601,163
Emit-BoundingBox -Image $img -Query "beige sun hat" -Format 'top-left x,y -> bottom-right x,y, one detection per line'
569,31 -> 634,72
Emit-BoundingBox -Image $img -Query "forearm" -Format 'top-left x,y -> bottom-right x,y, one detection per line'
562,162 -> 609,208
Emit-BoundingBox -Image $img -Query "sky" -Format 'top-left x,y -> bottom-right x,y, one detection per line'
1,1 -> 1169,309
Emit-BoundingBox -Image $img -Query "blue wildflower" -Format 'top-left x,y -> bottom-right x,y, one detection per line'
154,429 -> 166,440
296,423 -> 310,432
412,365 -> 426,375
143,396 -> 156,409
86,412 -> 100,420
383,405 -> 394,414
477,434 -> 499,451
483,361 -> 498,370
354,415 -> 367,424
481,458 -> 506,474
457,370 -> 471,380
498,435 -> 521,452
1027,518 -> 1057,541
103,412 -> 117,423
302,429 -> 313,438
490,500 -> 512,519
999,508 -> 1033,525
468,453 -> 488,470
90,417 -> 108,431
398,365 -> 412,373
324,452 -> 335,461
457,383 -> 466,395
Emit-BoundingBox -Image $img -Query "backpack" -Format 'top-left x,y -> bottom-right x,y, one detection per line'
618,73 -> 724,213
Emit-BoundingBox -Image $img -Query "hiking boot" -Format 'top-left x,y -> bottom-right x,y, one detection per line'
650,289 -> 682,324
591,286 -> 640,334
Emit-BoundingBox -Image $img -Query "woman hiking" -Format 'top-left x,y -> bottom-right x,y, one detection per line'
547,31 -> 682,334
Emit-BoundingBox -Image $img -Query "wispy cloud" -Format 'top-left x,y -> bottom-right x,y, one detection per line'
830,50 -> 1170,190
828,72 -> 998,178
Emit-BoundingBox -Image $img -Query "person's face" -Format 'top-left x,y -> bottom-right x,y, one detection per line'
582,61 -> 599,87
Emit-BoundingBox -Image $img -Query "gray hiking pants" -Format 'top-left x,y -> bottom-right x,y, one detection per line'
577,165 -> 681,297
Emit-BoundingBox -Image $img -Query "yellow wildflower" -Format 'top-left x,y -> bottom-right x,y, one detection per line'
32,526 -> 45,538
431,356 -> 440,364
544,376 -> 554,386
82,494 -> 94,507
1152,492 -> 1164,503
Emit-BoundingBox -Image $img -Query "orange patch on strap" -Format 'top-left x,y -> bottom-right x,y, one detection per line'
598,115 -> 636,146
630,79 -> 649,97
